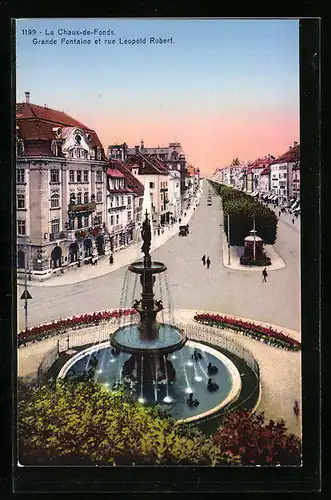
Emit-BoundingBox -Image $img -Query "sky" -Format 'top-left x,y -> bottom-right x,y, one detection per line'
16,19 -> 299,175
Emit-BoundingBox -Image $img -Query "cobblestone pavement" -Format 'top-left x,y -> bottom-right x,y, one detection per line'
18,181 -> 301,332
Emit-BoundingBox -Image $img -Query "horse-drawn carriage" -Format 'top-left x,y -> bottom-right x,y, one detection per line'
179,224 -> 189,236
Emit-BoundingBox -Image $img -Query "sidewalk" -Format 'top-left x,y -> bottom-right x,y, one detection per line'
221,231 -> 285,272
18,188 -> 203,288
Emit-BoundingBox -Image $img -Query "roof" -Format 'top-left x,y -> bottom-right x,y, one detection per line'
108,159 -> 144,197
271,144 -> 300,165
126,153 -> 168,175
16,101 -> 106,159
106,168 -> 124,178
260,166 -> 271,175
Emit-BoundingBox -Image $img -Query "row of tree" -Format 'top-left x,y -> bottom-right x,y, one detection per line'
17,378 -> 301,466
209,181 -> 278,246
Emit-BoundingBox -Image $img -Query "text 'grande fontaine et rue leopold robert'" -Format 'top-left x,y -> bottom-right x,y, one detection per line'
21,28 -> 174,46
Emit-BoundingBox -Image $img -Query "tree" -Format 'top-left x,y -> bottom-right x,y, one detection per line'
17,378 -> 237,466
210,181 -> 277,245
212,411 -> 302,466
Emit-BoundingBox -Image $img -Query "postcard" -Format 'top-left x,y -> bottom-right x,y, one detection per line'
14,16 -> 319,493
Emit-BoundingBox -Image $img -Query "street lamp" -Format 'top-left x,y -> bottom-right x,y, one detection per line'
227,213 -> 231,265
253,213 -> 256,262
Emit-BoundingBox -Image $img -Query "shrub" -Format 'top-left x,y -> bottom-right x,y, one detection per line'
213,410 -> 302,466
17,378 -> 237,466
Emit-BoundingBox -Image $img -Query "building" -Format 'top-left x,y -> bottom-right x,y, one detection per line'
126,153 -> 170,226
291,160 -> 300,201
16,93 -> 108,277
270,142 -> 300,205
105,159 -> 144,245
124,141 -> 187,209
259,165 -> 271,195
167,169 -> 181,220
105,163 -> 137,251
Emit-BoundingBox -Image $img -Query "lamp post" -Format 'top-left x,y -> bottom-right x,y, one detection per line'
24,255 -> 28,333
253,213 -> 256,262
227,213 -> 231,265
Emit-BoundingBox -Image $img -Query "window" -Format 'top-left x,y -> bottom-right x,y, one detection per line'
150,182 -> 154,188
127,196 -> 131,206
69,170 -> 75,182
127,211 -> 132,221
121,196 -> 124,205
110,196 -> 114,207
97,148 -> 102,160
50,169 -> 60,183
96,170 -> 103,182
50,192 -> 60,208
76,170 -> 82,182
96,211 -> 102,224
84,192 -> 89,203
110,215 -> 114,225
17,220 -> 26,235
116,214 -> 119,224
77,192 -> 82,204
83,216 -> 89,227
96,191 -> 102,203
17,193 -> 25,209
83,170 -> 89,182
77,216 -> 83,229
17,169 -> 25,183
51,218 -> 60,235
116,196 -> 119,206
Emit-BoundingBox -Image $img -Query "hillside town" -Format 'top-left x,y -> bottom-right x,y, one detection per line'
16,93 -> 200,279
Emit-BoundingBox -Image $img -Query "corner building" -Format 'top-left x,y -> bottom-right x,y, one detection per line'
16,93 -> 108,278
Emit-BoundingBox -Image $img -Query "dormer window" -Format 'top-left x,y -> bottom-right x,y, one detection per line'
97,147 -> 102,160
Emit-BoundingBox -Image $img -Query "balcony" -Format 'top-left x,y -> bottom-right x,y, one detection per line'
68,202 -> 97,214
111,224 -> 123,233
49,231 -> 67,242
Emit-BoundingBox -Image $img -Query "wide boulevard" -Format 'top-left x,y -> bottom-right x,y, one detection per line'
18,181 -> 301,332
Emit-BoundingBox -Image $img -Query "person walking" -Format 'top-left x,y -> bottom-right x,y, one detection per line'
262,267 -> 268,283
292,217 -> 295,225
202,255 -> 206,266
206,257 -> 211,269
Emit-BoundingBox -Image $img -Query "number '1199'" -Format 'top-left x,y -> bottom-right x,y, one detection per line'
22,29 -> 37,35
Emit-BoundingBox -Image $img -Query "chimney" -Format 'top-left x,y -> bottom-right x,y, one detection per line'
25,92 -> 30,104
294,141 -> 298,147
141,139 -> 144,149
135,145 -> 139,154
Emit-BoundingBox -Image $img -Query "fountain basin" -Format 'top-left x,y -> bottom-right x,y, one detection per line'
57,340 -> 242,424
129,260 -> 167,274
110,323 -> 187,355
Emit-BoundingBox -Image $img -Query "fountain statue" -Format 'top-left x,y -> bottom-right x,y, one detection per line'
110,209 -> 187,386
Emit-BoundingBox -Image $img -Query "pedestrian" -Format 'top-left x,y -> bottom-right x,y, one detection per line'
202,255 -> 206,266
292,218 -> 295,224
279,211 -> 281,217
109,253 -> 114,265
262,267 -> 268,283
206,257 -> 211,269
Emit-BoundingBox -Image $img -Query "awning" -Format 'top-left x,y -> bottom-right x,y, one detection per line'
289,198 -> 296,203
293,206 -> 300,212
268,194 -> 275,200
272,195 -> 279,201
291,201 -> 298,209
251,191 -> 258,197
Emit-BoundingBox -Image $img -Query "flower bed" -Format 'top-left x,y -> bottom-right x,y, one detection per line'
18,309 -> 137,346
194,313 -> 301,351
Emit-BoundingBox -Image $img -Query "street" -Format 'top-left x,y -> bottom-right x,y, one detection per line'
18,181 -> 301,332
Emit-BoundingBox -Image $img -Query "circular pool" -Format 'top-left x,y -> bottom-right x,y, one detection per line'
58,340 -> 242,424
